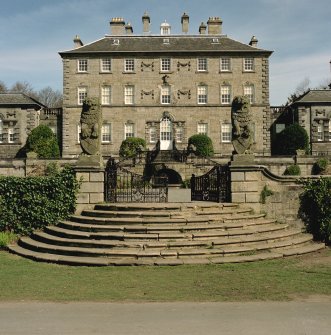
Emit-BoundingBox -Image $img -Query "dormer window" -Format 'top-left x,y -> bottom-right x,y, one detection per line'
160,21 -> 171,35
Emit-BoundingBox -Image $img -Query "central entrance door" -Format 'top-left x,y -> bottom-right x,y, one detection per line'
160,116 -> 173,150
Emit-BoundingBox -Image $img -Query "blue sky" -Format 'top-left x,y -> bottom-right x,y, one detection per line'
0,0 -> 330,104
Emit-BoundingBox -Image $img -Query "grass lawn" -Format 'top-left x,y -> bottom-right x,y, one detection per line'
0,248 -> 330,302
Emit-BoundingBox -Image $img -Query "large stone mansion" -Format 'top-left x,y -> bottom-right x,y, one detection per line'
59,13 -> 273,158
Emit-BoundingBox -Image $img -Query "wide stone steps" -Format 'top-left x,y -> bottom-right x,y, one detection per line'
8,202 -> 325,266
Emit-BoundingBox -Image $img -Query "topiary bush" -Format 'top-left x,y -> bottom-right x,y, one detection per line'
0,166 -> 80,235
188,134 -> 214,157
119,137 -> 146,158
273,124 -> 309,155
26,125 -> 60,158
312,158 -> 329,175
283,164 -> 301,176
299,177 -> 331,244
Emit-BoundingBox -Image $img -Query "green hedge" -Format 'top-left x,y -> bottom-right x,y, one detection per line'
188,134 -> 214,157
0,166 -> 80,235
283,164 -> 301,176
119,137 -> 146,158
299,177 -> 331,244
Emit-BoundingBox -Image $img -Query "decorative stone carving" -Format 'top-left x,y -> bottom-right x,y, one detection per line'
141,90 -> 154,99
177,90 -> 191,99
177,61 -> 191,71
80,97 -> 102,156
141,61 -> 154,71
231,96 -> 254,155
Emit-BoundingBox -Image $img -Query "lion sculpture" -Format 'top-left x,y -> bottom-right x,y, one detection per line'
231,96 -> 254,155
80,97 -> 102,156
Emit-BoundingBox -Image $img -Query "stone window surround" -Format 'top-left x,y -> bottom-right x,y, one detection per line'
124,58 -> 135,72
197,58 -> 208,72
77,59 -> 88,73
243,57 -> 254,72
101,123 -> 112,143
221,123 -> 232,143
100,58 -> 112,73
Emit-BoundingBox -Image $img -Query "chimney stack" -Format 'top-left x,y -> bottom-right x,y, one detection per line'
181,12 -> 189,34
142,12 -> 151,34
73,35 -> 83,48
125,22 -> 133,35
109,17 -> 126,35
199,22 -> 207,35
207,17 -> 222,35
249,36 -> 258,47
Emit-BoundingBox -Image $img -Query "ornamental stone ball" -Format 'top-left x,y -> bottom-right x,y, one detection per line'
80,97 -> 102,156
231,95 -> 254,155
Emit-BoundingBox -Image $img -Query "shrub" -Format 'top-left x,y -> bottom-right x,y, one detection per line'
283,164 -> 301,176
312,158 -> 329,175
274,124 -> 309,155
188,134 -> 214,157
0,166 -> 80,235
26,125 -> 60,158
119,137 -> 146,158
260,185 -> 273,204
0,232 -> 17,249
299,177 -> 331,244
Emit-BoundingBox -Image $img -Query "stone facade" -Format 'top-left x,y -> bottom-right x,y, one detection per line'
271,90 -> 331,156
59,13 -> 272,158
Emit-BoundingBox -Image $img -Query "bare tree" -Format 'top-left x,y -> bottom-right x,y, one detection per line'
36,86 -> 63,108
286,77 -> 311,105
10,81 -> 37,98
0,81 -> 7,93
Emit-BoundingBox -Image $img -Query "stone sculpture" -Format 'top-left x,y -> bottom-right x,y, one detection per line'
231,96 -> 254,155
80,97 -> 102,156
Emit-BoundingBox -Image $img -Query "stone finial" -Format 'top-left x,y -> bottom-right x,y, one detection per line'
199,22 -> 207,35
142,11 -> 151,34
125,22 -> 133,35
249,36 -> 258,47
73,35 -> 83,48
181,12 -> 189,34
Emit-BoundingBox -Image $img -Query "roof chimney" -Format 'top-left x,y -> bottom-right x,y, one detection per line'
199,22 -> 207,35
249,36 -> 258,47
125,22 -> 133,35
73,35 -> 83,48
207,17 -> 222,35
142,12 -> 151,34
110,17 -> 126,35
181,12 -> 189,34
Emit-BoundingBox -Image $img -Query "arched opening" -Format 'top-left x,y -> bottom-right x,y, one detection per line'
155,168 -> 182,185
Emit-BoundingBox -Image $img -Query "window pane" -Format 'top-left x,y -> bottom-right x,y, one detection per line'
198,58 -> 207,71
125,59 -> 135,72
176,127 -> 183,143
125,124 -> 134,138
220,58 -> 231,71
221,86 -> 231,104
221,124 -> 232,142
78,59 -> 88,72
78,87 -> 87,105
161,86 -> 171,104
8,127 -> 14,143
149,127 -> 157,143
244,58 -> 254,71
244,85 -> 254,104
101,86 -> 111,105
77,124 -> 81,143
124,86 -> 134,104
101,58 -> 111,72
161,58 -> 171,72
198,86 -> 207,104
0,120 -> 3,143
102,124 -> 111,143
317,125 -> 324,141
197,123 -> 208,135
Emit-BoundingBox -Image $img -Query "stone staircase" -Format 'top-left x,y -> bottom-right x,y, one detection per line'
9,202 -> 325,266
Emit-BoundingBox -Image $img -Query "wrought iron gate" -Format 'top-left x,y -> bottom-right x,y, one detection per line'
104,158 -> 168,203
191,165 -> 230,203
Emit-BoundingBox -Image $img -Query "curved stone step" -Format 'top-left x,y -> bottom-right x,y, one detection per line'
8,242 -> 325,266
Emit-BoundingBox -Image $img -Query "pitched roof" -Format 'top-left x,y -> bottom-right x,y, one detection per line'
59,35 -> 272,56
294,90 -> 331,104
0,93 -> 45,108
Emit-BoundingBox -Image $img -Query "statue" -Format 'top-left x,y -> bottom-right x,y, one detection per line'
231,96 -> 254,155
80,97 -> 102,156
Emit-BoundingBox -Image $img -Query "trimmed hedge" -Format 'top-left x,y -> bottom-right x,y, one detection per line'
119,137 -> 146,158
188,134 -> 214,157
274,123 -> 309,155
312,158 -> 329,175
26,125 -> 60,158
0,166 -> 80,235
283,164 -> 301,176
299,177 -> 331,244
